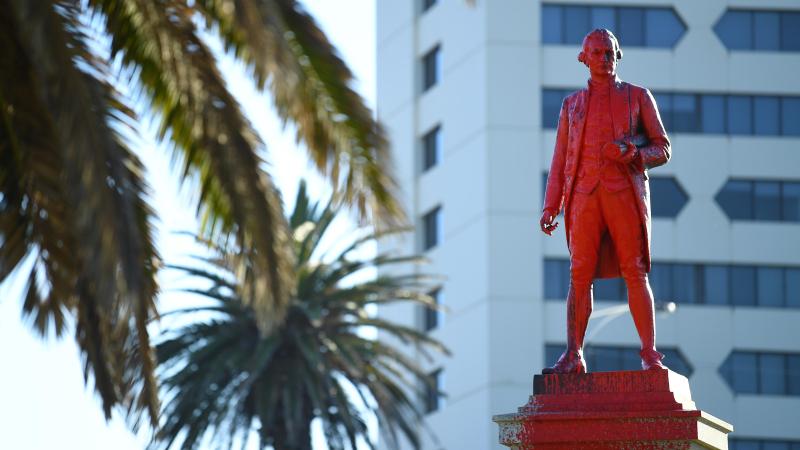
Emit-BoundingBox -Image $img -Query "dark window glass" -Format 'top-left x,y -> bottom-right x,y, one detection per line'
781,12 -> 800,51
757,267 -> 783,307
424,288 -> 441,331
701,95 -> 726,134
423,369 -> 442,413
754,96 -> 780,136
590,347 -> 622,372
753,181 -> 781,221
662,349 -> 693,377
654,93 -> 673,131
704,265 -> 729,305
542,5 -> 563,44
545,345 -> 562,368
542,5 -> 684,48
618,8 -> 645,46
590,6 -> 615,31
547,89 -> 796,136
671,94 -> 697,132
422,46 -> 440,92
754,12 -> 781,50
619,348 -> 642,371
650,177 -> 688,218
730,352 -> 758,394
722,351 -> 800,396
422,126 -> 441,172
594,278 -> 624,301
672,264 -> 699,304
542,89 -> 566,129
760,354 -> 787,395
781,98 -> 800,136
731,266 -> 756,306
542,172 -> 548,205
717,180 -> 753,220
422,207 -> 441,251
715,11 -> 753,50
788,355 -> 800,395
646,8 -> 685,48
786,269 -> 800,308
728,96 -> 753,135
564,6 -> 590,44
764,443 -> 791,450
731,440 -> 760,450
649,263 -> 673,301
783,183 -> 800,222
554,345 -> 693,375
544,259 -> 569,299
422,0 -> 436,13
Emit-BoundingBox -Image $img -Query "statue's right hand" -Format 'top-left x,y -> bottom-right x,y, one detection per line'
540,211 -> 559,236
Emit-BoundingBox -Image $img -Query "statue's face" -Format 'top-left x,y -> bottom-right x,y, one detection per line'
583,35 -> 618,78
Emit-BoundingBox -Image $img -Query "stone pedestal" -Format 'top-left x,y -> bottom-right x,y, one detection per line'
493,369 -> 732,449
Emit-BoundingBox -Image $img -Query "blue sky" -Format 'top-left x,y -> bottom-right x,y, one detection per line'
0,1 -> 376,448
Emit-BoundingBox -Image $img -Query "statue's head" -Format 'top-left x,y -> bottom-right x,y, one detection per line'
578,29 -> 622,78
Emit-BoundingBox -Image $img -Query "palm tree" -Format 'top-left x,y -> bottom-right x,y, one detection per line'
153,181 -> 447,450
0,0 -> 402,425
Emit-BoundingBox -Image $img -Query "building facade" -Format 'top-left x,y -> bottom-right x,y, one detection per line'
376,1 -> 800,449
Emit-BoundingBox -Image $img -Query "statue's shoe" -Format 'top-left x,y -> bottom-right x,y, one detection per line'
640,348 -> 667,370
542,351 -> 587,374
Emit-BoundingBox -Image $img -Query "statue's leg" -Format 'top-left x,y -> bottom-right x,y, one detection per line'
601,186 -> 665,370
543,189 -> 603,374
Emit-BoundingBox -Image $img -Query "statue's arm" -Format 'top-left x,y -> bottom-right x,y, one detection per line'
637,88 -> 671,169
543,99 -> 569,216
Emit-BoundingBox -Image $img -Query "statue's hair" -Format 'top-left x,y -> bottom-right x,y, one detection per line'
578,28 -> 623,63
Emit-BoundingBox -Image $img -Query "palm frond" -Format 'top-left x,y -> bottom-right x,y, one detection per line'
89,0 -> 296,331
3,0 -> 161,424
153,182 -> 446,449
195,0 -> 405,227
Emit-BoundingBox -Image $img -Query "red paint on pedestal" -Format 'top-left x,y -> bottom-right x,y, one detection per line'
493,369 -> 733,450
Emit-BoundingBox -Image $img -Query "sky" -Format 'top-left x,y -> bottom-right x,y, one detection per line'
0,1 -> 377,448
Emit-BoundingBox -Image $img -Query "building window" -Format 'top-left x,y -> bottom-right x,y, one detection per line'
716,179 -> 800,222
541,89 -> 571,129
423,288 -> 442,332
421,125 -> 442,172
545,344 -> 693,377
650,176 -> 689,218
541,4 -> 685,48
543,259 -> 625,301
423,368 -> 444,414
545,258 -> 800,308
421,0 -> 436,13
715,9 -> 800,52
421,206 -> 442,251
543,88 -> 800,137
730,439 -> 800,450
719,351 -> 800,396
421,45 -> 441,93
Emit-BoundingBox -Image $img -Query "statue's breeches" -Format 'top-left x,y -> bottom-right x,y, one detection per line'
567,185 -> 656,350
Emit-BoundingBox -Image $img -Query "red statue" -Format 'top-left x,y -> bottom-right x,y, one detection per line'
540,29 -> 671,374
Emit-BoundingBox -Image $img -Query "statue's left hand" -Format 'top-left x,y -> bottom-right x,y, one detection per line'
602,140 -> 639,165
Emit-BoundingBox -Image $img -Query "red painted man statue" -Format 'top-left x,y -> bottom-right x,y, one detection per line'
540,29 -> 671,374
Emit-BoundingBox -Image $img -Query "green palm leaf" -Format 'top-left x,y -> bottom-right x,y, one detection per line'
1,0 -> 404,432
196,0 -> 404,227
89,0 -> 296,331
153,181 -> 447,450
2,0 -> 160,424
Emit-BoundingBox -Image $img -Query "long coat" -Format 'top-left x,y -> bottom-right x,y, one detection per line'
542,77 -> 671,279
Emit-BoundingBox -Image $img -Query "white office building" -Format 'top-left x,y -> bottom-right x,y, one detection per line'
376,1 -> 800,449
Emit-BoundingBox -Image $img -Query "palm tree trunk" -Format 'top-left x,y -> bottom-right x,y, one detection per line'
269,401 -> 313,450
